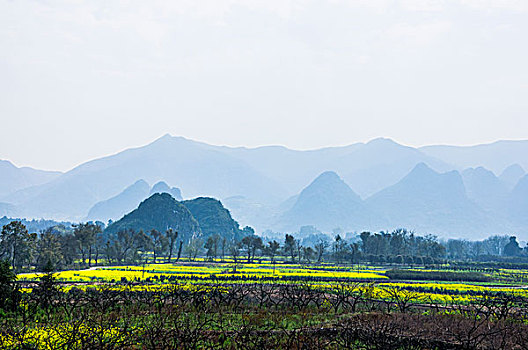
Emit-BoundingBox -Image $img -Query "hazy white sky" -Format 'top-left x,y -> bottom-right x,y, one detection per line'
1,0 -> 527,171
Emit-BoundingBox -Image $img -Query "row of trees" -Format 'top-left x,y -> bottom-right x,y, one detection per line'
0,221 -> 189,272
1,219 -> 524,272
245,230 -> 524,265
444,235 -> 527,259
219,231 -> 446,266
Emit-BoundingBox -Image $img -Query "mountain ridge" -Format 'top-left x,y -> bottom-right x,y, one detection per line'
1,135 -> 527,238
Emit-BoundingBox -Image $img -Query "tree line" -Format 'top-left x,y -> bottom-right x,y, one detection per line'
0,220 -> 524,272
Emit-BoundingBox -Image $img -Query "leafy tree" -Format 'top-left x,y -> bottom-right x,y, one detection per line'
59,233 -> 78,266
112,229 -> 143,263
446,239 -> 468,260
242,226 -> 255,236
204,234 -> 220,261
31,260 -> 61,311
0,259 -> 21,313
150,229 -> 168,263
73,223 -> 101,266
134,230 -> 153,263
229,241 -> 241,272
315,238 -> 329,263
482,235 -> 509,256
264,240 -> 280,264
504,236 -> 521,257
296,239 -> 302,263
165,229 -> 178,262
284,234 -> 297,262
0,221 -> 36,271
348,242 -> 360,265
241,235 -> 263,263
389,229 -> 407,256
104,239 -> 116,265
93,233 -> 106,266
332,234 -> 348,263
359,231 -> 371,254
428,240 -> 446,259
302,246 -> 315,263
36,228 -> 64,271
185,237 -> 202,261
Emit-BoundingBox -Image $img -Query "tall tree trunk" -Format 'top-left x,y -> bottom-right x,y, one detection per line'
88,246 -> 92,267
176,241 -> 183,262
168,244 -> 173,263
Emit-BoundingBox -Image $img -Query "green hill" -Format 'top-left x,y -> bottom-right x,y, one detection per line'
182,197 -> 243,241
105,193 -> 201,243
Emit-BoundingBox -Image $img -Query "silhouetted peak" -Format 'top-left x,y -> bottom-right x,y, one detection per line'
462,166 -> 496,178
408,162 -> 436,176
121,179 -> 150,194
298,171 -> 361,203
158,133 -> 173,141
132,179 -> 149,187
499,164 -> 526,190
366,137 -> 398,146
149,134 -> 196,148
150,181 -> 171,194
500,164 -> 525,180
513,174 -> 528,193
502,163 -> 525,174
148,181 -> 182,200
312,171 -> 342,184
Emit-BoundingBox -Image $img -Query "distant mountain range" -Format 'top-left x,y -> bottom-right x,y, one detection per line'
0,160 -> 61,198
366,164 -> 509,236
420,140 -> 528,174
276,171 -> 382,232
1,135 -> 527,239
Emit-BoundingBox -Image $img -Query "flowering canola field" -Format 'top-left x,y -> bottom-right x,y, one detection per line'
19,262 -> 388,283
18,262 -> 528,304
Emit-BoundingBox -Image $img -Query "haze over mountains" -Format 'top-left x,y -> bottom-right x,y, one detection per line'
420,141 -> 528,174
277,171 -> 382,232
0,160 -> 61,197
366,164 -> 509,236
1,135 -> 527,239
86,180 -> 183,223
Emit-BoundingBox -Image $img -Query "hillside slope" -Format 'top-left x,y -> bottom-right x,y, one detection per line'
105,193 -> 201,243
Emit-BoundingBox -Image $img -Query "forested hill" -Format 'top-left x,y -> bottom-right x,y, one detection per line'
104,193 -> 201,243
182,197 -> 243,241
104,193 -> 244,243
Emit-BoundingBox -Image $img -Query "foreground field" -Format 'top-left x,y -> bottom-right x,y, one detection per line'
18,261 -> 528,304
5,261 -> 528,349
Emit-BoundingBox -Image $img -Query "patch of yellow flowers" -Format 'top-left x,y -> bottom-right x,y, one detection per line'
18,263 -> 388,283
0,324 -> 126,349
